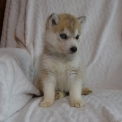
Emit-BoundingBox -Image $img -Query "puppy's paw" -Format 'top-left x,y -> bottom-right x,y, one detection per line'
82,88 -> 92,95
70,99 -> 84,108
40,101 -> 53,107
55,91 -> 66,100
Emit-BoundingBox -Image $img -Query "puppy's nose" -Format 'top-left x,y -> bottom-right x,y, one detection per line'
70,46 -> 77,53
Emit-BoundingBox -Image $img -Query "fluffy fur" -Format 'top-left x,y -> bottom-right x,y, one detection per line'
35,13 -> 91,108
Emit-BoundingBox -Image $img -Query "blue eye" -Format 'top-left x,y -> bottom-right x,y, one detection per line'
60,34 -> 67,39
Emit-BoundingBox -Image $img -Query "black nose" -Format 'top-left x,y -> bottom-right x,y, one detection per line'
70,46 -> 77,53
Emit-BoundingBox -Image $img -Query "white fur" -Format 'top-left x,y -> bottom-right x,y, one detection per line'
41,52 -> 82,91
40,50 -> 84,107
44,29 -> 79,55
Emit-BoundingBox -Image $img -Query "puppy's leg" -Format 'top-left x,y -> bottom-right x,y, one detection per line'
40,75 -> 56,107
69,70 -> 84,108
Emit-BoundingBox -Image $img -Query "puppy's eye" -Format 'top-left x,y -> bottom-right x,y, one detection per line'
76,35 -> 79,40
60,34 -> 67,39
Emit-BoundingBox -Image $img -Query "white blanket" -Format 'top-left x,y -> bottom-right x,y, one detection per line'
4,89 -> 122,122
0,48 -> 40,122
1,0 -> 122,122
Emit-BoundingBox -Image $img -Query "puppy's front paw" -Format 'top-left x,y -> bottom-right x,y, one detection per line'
70,99 -> 84,108
40,101 -> 53,107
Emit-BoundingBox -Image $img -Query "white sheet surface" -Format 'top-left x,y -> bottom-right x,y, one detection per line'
0,48 -> 40,122
1,0 -> 122,122
5,89 -> 122,122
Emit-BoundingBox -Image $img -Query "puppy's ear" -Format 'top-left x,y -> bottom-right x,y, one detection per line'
48,13 -> 59,27
78,16 -> 86,23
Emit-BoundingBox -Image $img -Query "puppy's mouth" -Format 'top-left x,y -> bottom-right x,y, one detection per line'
61,49 -> 77,55
68,52 -> 76,54
62,51 -> 76,55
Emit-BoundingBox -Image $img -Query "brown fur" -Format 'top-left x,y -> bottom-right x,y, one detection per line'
46,14 -> 81,34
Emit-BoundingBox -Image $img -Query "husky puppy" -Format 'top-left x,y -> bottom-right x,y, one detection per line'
35,13 -> 92,108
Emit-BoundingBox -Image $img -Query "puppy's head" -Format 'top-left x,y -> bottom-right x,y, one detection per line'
44,13 -> 86,54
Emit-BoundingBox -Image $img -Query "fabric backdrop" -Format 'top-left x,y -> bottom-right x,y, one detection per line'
1,0 -> 122,89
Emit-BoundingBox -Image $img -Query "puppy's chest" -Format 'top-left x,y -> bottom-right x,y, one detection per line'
43,58 -> 80,81
42,55 -> 81,91
47,60 -> 79,91
51,62 -> 77,78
